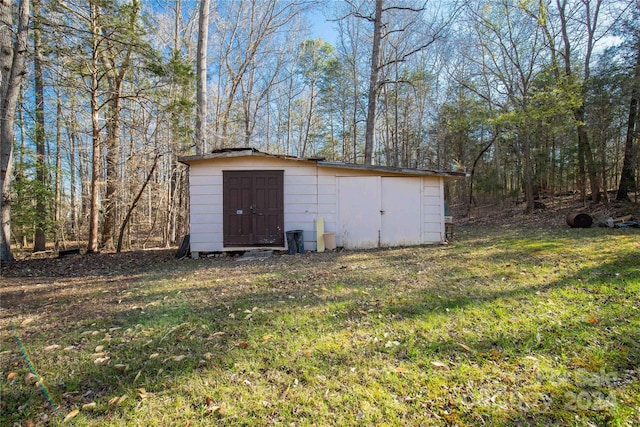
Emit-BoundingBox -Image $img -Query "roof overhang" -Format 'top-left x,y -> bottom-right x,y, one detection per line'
178,147 -> 302,164
316,161 -> 467,180
178,147 -> 467,180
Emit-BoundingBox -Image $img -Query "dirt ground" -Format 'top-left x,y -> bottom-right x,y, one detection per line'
2,194 -> 638,282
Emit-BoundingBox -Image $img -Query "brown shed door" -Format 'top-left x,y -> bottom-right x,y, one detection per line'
223,171 -> 284,246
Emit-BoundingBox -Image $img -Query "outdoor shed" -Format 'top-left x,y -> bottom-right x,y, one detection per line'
179,148 -> 466,256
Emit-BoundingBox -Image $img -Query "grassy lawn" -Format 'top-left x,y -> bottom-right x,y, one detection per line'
1,226 -> 639,426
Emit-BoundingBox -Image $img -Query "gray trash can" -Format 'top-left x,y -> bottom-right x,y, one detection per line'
286,230 -> 304,254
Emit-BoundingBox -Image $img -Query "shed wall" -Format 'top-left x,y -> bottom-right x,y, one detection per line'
188,156 -> 445,252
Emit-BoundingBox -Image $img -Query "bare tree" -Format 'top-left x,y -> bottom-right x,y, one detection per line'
99,0 -> 142,251
213,0 -> 306,147
1,0 -> 30,263
345,0 -> 454,164
195,0 -> 209,155
557,0 -> 603,204
363,0 -> 383,165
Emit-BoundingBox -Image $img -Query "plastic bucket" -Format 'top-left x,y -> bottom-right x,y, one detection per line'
323,232 -> 336,250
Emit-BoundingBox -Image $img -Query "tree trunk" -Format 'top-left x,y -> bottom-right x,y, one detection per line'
467,130 -> 499,216
87,2 -> 101,253
576,106 -> 601,204
117,156 -> 159,253
364,0 -> 383,165
616,40 -> 640,201
33,0 -> 46,252
523,131 -> 535,212
67,120 -> 78,238
195,0 -> 209,155
99,0 -> 138,251
54,96 -> 62,251
100,96 -> 120,251
0,0 -> 30,263
301,81 -> 315,158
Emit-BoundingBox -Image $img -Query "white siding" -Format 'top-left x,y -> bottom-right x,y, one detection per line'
422,177 -> 445,242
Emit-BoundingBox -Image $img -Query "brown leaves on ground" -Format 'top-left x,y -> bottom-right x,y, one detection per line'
455,193 -> 640,229
1,248 -> 175,278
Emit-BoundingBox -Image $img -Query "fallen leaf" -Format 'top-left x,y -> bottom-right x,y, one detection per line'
149,353 -> 159,359
207,405 -> 222,415
21,318 -> 35,327
24,419 -> 35,427
458,343 -> 472,352
117,394 -> 128,405
7,372 -> 18,381
25,373 -> 38,385
63,409 -> 79,422
81,402 -> 96,410
430,361 -> 448,369
236,342 -> 249,349
108,397 -> 119,406
588,317 -> 598,324
114,364 -> 128,371
137,388 -> 153,399
93,356 -> 110,365
44,344 -> 60,352
261,335 -> 272,341
395,367 -> 408,373
171,355 -> 187,362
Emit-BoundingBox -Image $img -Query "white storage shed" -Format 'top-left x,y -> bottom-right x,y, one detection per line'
179,148 -> 465,256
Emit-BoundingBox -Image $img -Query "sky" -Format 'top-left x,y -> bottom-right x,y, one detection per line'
307,8 -> 339,45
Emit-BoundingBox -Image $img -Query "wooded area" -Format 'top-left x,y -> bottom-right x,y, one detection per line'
0,0 -> 638,262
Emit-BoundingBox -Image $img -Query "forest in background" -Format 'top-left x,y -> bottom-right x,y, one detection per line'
0,0 -> 638,262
